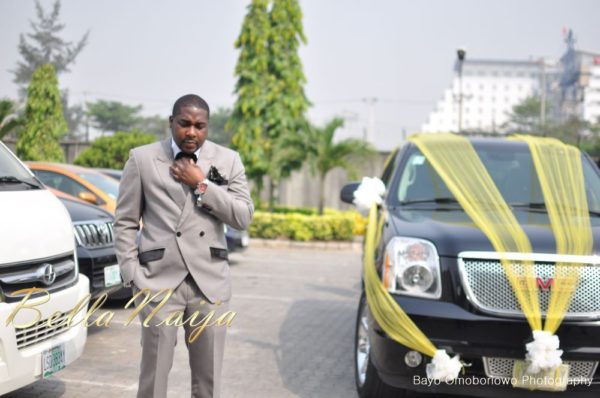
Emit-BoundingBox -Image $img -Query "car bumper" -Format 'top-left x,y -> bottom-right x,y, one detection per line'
77,246 -> 123,298
368,295 -> 600,397
226,228 -> 250,252
0,276 -> 89,395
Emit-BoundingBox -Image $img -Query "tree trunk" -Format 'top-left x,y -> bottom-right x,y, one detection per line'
252,177 -> 263,209
318,173 -> 326,215
268,178 -> 278,213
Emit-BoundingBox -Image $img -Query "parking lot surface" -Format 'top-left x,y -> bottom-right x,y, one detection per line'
5,247 -> 364,398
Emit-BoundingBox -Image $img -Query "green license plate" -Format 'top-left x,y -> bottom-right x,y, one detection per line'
104,264 -> 122,287
511,360 -> 570,392
42,344 -> 65,378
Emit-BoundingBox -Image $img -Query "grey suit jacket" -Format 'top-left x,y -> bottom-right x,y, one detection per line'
114,139 -> 253,303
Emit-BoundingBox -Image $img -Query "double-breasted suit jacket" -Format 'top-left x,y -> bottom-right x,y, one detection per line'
114,138 -> 253,303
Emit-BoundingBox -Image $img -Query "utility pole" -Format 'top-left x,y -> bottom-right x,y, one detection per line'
362,97 -> 377,144
456,48 -> 467,133
83,90 -> 90,142
540,58 -> 547,136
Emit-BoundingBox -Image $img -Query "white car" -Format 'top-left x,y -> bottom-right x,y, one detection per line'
0,141 -> 89,394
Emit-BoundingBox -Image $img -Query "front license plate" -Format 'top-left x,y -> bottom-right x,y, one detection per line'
104,264 -> 122,287
511,360 -> 570,392
42,344 -> 65,378
241,234 -> 249,247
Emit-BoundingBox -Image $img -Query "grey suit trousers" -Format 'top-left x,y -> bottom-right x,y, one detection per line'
133,275 -> 229,398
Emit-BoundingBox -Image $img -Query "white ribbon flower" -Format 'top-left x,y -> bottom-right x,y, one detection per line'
425,350 -> 462,382
353,177 -> 386,215
525,330 -> 563,374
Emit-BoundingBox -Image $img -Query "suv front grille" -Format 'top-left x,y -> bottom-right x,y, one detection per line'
15,311 -> 71,349
483,357 -> 598,382
74,221 -> 114,248
458,252 -> 600,319
0,252 -> 78,302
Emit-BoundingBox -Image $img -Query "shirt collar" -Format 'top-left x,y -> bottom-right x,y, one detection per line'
171,138 -> 201,160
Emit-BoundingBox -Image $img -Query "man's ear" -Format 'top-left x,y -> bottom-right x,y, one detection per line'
168,115 -> 173,124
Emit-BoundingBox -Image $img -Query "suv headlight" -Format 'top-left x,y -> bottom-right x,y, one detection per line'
382,237 -> 441,299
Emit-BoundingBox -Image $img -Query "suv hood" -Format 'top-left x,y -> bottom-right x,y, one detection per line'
0,190 -> 74,264
388,207 -> 600,257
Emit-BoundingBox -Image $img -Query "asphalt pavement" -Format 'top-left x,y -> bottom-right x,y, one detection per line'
4,247 -> 366,398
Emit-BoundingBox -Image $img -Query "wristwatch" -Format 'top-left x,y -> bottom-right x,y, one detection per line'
194,178 -> 209,204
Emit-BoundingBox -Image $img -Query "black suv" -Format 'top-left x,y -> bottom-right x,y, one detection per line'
342,138 -> 600,397
58,196 -> 129,299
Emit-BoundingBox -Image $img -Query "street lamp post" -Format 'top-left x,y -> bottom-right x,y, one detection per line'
457,48 -> 466,133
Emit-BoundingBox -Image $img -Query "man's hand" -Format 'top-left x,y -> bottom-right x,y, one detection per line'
170,158 -> 205,187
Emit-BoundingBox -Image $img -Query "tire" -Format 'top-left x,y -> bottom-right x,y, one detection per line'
355,293 -> 407,398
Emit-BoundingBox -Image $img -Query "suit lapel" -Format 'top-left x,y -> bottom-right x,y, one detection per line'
177,140 -> 216,226
154,139 -> 187,211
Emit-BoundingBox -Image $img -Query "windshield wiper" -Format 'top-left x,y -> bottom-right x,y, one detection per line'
510,202 -> 600,217
0,176 -> 40,189
400,197 -> 459,205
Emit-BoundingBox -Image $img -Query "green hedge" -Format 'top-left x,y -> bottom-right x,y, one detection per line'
249,211 -> 357,241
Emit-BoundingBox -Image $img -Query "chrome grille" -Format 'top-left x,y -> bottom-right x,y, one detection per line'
483,357 -> 598,381
74,221 -> 114,248
0,252 -> 78,302
15,312 -> 71,349
458,252 -> 600,319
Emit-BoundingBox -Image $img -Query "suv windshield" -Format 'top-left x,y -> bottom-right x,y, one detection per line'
393,143 -> 600,213
0,143 -> 41,191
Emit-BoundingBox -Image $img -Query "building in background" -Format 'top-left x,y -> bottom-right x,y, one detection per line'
559,30 -> 600,124
421,29 -> 599,134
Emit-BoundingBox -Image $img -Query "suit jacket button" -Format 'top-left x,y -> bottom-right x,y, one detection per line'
176,232 -> 182,237
199,231 -> 205,237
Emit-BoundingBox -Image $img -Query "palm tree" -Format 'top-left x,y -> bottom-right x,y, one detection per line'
303,118 -> 376,215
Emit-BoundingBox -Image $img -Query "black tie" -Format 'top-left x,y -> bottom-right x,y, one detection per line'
175,152 -> 198,163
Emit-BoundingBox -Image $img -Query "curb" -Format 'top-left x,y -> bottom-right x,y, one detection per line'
249,237 -> 364,251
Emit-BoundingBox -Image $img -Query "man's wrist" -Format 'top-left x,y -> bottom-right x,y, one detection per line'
194,178 -> 209,200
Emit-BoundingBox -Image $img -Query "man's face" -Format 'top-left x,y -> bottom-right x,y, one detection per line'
169,106 -> 209,154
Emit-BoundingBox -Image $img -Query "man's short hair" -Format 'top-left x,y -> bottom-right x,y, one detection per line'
172,94 -> 210,117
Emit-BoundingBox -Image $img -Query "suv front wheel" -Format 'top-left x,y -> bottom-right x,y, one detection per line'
354,293 -> 407,398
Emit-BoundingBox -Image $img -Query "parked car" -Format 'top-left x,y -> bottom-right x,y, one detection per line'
93,168 -> 122,181
50,189 -> 130,300
95,167 -> 250,252
0,141 -> 88,394
27,162 -> 119,214
341,138 -> 600,397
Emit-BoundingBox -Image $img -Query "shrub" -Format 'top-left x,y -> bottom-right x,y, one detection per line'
249,210 -> 362,241
74,130 -> 156,169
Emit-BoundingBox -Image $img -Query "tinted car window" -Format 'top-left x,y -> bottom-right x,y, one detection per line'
394,145 -> 600,213
33,170 -> 102,202
78,172 -> 119,200
0,144 -> 33,180
0,144 -> 41,191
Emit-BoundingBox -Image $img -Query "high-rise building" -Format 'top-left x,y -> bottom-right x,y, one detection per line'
421,30 -> 598,134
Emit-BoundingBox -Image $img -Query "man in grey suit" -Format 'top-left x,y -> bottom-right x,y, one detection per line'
114,94 -> 253,398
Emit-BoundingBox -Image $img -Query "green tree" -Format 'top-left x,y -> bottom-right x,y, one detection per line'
86,100 -> 142,134
13,0 -> 88,89
0,99 -> 22,140
61,90 -> 85,139
503,95 -> 555,134
229,0 -> 272,205
548,116 -> 591,146
74,130 -> 156,169
16,64 -> 67,161
209,107 -> 234,146
264,0 -> 310,208
302,118 -> 376,215
135,115 -> 169,138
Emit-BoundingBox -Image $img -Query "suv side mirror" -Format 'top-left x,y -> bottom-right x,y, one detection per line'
78,191 -> 99,205
340,182 -> 361,204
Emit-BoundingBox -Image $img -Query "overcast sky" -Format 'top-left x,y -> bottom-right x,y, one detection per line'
1,0 -> 599,149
